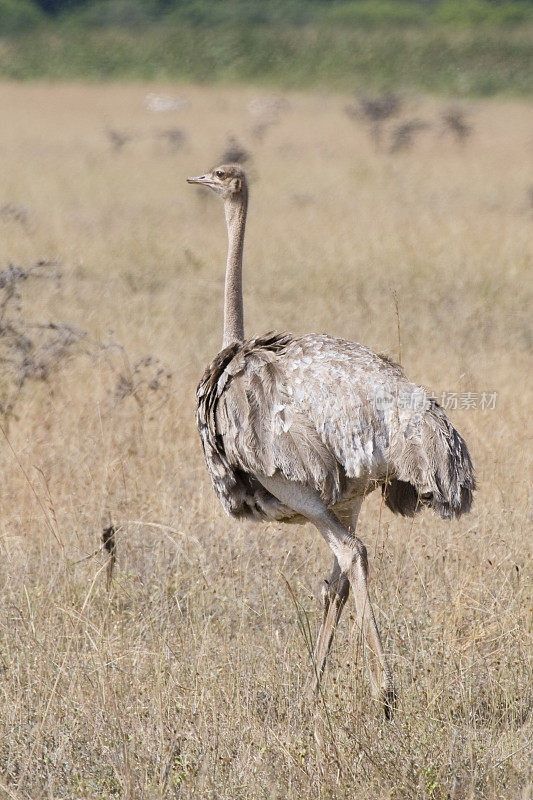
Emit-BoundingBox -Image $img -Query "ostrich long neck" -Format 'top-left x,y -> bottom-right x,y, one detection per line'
222,191 -> 247,348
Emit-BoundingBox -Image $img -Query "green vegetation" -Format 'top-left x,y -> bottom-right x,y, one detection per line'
0,1 -> 532,94
0,0 -> 45,33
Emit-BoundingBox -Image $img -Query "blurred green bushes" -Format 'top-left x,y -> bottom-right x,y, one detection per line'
0,0 -> 45,33
1,1 -> 532,94
322,0 -> 533,26
434,0 -> 533,25
5,1 -> 533,31
320,2 -> 428,27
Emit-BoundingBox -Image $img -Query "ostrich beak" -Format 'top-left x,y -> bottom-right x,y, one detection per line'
186,174 -> 214,186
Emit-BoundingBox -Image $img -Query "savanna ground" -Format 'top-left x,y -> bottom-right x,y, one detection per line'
0,82 -> 531,799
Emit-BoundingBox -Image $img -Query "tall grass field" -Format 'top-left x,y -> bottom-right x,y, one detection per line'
0,81 -> 531,798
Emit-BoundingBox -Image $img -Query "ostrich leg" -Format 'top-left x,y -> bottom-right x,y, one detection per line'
307,499 -> 362,696
257,473 -> 395,716
312,509 -> 396,716
306,557 -> 350,697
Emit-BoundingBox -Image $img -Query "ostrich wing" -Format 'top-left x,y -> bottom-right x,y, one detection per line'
197,332 -> 474,521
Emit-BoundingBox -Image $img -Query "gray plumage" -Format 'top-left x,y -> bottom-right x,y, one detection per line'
187,163 -> 475,716
197,331 -> 474,523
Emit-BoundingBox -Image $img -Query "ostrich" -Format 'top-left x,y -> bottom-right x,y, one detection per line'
186,164 -> 475,716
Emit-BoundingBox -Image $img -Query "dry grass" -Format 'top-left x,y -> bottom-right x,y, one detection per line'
0,82 -> 531,799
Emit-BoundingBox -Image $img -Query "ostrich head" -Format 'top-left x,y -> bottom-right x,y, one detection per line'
187,164 -> 247,202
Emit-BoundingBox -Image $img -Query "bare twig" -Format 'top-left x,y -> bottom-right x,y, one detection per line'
345,93 -> 402,150
102,524 -> 117,592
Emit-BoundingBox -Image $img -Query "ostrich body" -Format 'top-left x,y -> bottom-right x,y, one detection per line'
187,165 -> 475,714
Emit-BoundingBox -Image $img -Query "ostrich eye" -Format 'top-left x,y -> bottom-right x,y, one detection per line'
215,170 -> 225,179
